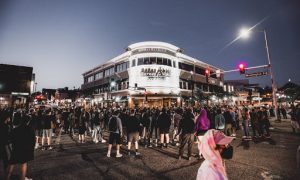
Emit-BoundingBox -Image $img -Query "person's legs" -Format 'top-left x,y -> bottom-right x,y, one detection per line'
20,163 -> 27,180
160,133 -> 164,146
179,134 -> 187,158
165,133 -> 170,147
107,144 -> 112,157
42,130 -> 46,147
187,134 -> 193,158
5,164 -> 14,180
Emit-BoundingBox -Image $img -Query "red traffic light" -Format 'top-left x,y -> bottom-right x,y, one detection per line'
205,69 -> 210,75
239,63 -> 246,74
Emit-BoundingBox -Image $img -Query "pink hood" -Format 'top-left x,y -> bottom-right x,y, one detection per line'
197,129 -> 228,180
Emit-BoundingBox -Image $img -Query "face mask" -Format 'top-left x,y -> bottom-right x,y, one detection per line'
220,145 -> 233,159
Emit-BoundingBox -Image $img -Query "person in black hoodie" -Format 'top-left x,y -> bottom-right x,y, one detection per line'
6,111 -> 35,180
126,109 -> 141,156
178,108 -> 195,160
0,111 -> 10,172
157,108 -> 171,148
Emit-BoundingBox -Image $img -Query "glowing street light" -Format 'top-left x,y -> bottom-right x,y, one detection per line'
239,27 -> 251,39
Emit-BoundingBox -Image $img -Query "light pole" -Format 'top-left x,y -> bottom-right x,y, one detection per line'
239,28 -> 279,120
190,71 -> 194,106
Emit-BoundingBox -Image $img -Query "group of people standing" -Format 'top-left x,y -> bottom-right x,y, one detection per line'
1,103 -> 299,180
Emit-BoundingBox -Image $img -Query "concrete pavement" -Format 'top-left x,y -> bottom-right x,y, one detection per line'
1,120 -> 300,180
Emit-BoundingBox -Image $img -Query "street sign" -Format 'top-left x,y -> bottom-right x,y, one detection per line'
245,71 -> 268,78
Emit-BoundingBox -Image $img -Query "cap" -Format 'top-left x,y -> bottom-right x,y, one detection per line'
214,130 -> 234,145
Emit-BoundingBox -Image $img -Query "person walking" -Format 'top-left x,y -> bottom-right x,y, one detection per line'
194,108 -> 210,159
178,108 -> 195,160
107,110 -> 123,158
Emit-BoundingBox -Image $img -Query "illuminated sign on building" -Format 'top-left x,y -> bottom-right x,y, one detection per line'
140,67 -> 171,80
128,65 -> 180,94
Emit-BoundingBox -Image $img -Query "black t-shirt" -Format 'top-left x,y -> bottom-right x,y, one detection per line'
223,111 -> 233,124
42,114 -> 54,129
126,115 -> 140,133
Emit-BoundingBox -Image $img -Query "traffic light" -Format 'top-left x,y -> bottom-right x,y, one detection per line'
205,69 -> 210,83
239,63 -> 246,74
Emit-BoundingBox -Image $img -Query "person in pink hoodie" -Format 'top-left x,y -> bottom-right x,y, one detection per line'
197,129 -> 234,180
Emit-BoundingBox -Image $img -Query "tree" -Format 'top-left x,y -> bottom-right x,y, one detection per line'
194,88 -> 209,105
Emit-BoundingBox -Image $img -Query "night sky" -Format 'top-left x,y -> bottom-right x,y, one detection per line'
0,0 -> 299,90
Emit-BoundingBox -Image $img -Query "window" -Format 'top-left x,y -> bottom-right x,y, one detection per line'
138,58 -> 143,65
163,58 -> 168,65
132,59 -> 136,67
150,57 -> 156,64
195,66 -> 205,75
87,76 -> 94,83
95,72 -> 103,80
157,58 -> 162,64
144,57 -> 150,64
179,62 -> 193,72
104,67 -> 114,77
173,61 -> 176,68
179,82 -> 183,89
167,59 -> 172,67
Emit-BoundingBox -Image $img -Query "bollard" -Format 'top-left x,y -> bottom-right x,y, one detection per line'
297,145 -> 300,169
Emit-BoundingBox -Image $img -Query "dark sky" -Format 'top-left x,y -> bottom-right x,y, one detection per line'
0,0 -> 299,90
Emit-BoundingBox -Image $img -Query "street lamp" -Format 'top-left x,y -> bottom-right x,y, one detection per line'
239,28 -> 279,120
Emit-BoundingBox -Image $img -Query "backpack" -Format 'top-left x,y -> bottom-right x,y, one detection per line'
109,116 -> 118,132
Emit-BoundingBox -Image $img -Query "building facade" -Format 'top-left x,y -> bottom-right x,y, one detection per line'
81,41 -> 224,108
0,64 -> 33,107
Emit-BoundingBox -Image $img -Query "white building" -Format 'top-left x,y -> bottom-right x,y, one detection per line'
81,41 -> 224,108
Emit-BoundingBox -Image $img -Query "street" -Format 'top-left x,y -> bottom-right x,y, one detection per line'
1,118 -> 299,180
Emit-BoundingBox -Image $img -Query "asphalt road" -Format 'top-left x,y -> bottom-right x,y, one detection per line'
1,118 -> 300,180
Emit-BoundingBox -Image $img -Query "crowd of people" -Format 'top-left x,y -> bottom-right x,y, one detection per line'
1,103 -> 300,180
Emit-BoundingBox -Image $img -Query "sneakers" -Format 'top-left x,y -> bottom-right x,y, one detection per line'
178,156 -> 182,160
176,143 -> 180,146
35,144 -> 40,149
116,153 -> 123,158
135,152 -> 140,156
107,153 -> 111,158
188,157 -> 192,161
94,140 -> 99,144
48,146 -> 53,150
25,177 -> 32,180
101,139 -> 107,143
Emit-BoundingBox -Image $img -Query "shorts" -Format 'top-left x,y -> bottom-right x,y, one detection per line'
108,133 -> 121,145
159,128 -> 170,134
42,129 -> 52,138
128,132 -> 139,143
35,129 -> 42,137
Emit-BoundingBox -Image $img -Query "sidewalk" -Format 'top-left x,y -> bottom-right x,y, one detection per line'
269,117 -> 295,133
